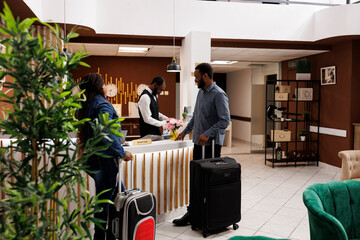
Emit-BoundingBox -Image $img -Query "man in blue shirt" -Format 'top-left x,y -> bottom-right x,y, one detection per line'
173,63 -> 230,226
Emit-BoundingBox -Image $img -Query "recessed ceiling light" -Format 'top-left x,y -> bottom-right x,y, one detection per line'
211,60 -> 238,65
118,47 -> 149,53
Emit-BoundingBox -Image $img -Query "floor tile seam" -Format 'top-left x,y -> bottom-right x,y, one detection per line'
158,224 -> 189,239
251,166 -> 309,234
294,166 -> 323,196
241,166 -> 283,195
278,166 -> 321,225
287,213 -> 310,239
253,228 -> 288,239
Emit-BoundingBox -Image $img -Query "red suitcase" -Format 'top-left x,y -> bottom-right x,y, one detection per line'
111,159 -> 156,240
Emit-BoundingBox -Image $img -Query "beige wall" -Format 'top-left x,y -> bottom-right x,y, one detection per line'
226,64 -> 279,147
227,69 -> 252,142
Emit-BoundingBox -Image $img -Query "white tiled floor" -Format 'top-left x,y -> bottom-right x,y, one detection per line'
155,140 -> 341,240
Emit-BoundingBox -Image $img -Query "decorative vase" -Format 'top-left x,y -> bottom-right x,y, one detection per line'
170,129 -> 178,140
300,136 -> 306,141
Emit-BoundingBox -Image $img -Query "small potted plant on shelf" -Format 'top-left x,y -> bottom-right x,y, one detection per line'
275,86 -> 280,93
303,111 -> 310,121
182,112 -> 188,122
298,129 -> 307,141
296,59 -> 311,80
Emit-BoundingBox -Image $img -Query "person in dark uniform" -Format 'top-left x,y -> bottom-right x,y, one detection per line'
138,76 -> 168,137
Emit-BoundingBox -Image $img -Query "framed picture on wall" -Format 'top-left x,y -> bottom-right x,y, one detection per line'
321,66 -> 336,85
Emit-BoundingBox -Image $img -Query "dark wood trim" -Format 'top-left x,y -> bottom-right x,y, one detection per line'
231,115 -> 251,122
70,35 -> 183,46
212,39 -> 331,51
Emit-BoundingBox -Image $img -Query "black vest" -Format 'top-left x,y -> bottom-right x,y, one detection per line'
138,89 -> 161,137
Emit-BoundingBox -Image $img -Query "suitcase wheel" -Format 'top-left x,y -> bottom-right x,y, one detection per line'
203,230 -> 209,238
233,223 -> 239,230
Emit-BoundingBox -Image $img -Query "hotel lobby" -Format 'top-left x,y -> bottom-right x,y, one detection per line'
1,0 -> 360,239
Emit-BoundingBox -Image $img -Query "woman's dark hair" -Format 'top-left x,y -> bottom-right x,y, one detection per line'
79,73 -> 105,101
77,73 -> 105,153
195,63 -> 213,79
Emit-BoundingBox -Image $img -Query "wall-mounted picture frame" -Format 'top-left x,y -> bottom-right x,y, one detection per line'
321,66 -> 336,85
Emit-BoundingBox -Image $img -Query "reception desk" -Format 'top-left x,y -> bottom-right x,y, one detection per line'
121,140 -> 193,222
0,138 -> 194,223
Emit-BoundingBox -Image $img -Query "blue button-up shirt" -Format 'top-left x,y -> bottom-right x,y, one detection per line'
85,94 -> 127,159
183,83 -> 230,146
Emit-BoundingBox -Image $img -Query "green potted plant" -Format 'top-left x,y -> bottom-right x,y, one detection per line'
296,59 -> 311,80
182,112 -> 188,122
0,4 -> 123,239
303,111 -> 310,121
298,129 -> 308,141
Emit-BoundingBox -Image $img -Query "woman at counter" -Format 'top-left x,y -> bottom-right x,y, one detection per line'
77,73 -> 132,240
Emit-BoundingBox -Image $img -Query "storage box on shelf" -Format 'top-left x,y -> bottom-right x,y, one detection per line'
265,79 -> 320,168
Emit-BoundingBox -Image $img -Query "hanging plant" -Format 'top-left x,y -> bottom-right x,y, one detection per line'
0,3 -> 123,239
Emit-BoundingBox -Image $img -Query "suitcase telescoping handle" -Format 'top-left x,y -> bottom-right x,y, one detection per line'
201,139 -> 215,159
117,157 -> 134,193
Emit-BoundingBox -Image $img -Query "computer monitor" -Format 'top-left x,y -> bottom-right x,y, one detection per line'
120,130 -> 128,144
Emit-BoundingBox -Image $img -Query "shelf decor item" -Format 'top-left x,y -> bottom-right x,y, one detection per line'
296,59 -> 311,80
295,88 -> 313,101
276,85 -> 291,93
303,111 -> 310,121
275,92 -> 288,101
271,130 -> 291,142
276,147 -> 282,161
298,129 -> 308,141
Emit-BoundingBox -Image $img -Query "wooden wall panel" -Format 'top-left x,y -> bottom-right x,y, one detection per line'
71,56 -> 176,118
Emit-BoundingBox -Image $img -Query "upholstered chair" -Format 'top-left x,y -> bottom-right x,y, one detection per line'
338,150 -> 360,181
303,180 -> 360,240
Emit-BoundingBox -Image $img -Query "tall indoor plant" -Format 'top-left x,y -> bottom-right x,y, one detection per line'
0,3 -> 122,239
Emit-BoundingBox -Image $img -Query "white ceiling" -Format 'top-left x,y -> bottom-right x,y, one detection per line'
67,43 -> 328,73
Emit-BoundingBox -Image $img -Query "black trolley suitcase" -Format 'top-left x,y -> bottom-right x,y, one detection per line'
190,141 -> 241,238
111,158 -> 156,240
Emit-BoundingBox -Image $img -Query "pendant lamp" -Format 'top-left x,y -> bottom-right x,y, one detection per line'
62,0 -> 72,58
167,0 -> 181,72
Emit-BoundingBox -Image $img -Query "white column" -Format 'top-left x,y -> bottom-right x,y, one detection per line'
178,31 -> 211,118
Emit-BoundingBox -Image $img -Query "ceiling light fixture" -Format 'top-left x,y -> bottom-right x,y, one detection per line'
62,0 -> 71,58
118,47 -> 150,53
211,60 -> 238,65
167,0 -> 181,72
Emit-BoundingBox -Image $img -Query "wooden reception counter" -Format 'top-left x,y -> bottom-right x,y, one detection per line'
121,139 -> 193,222
0,138 -> 194,223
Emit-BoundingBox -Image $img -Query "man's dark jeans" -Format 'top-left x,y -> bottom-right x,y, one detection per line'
193,143 -> 222,160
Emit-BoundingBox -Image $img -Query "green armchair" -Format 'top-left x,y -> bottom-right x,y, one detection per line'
303,180 -> 360,240
229,237 -> 289,240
